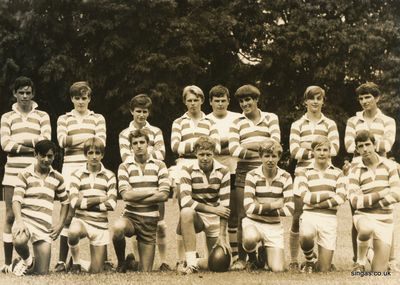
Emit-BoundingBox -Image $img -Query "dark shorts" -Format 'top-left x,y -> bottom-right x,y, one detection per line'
123,212 -> 158,244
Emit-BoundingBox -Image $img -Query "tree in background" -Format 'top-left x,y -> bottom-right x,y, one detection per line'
1,0 -> 399,179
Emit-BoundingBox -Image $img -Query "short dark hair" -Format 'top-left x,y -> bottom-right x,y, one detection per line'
129,129 -> 150,145
355,130 -> 375,146
304,86 -> 325,101
13,76 -> 35,94
234,84 -> 260,100
70,81 -> 92,98
129,94 -> 152,112
355,82 -> 381,98
194,136 -> 216,153
209,85 -> 230,101
83,137 -> 105,155
34,140 -> 56,156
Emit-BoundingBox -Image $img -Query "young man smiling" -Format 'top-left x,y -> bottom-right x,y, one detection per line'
0,77 -> 51,273
348,130 -> 400,272
11,140 -> 69,276
229,84 -> 280,270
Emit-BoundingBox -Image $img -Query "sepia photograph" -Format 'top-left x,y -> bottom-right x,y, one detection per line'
0,0 -> 399,284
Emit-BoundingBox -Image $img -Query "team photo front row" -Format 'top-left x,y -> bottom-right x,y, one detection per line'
0,77 -> 399,276
5,131 -> 400,276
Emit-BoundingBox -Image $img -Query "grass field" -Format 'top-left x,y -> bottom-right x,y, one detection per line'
0,200 -> 399,285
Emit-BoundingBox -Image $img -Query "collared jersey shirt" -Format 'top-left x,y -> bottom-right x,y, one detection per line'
119,121 -> 165,162
179,159 -> 230,210
13,164 -> 69,233
290,113 -> 339,170
345,109 -> 396,156
229,109 -> 280,170
69,164 -> 117,230
294,163 -> 346,215
118,157 -> 170,217
347,156 -> 400,223
171,112 -> 220,157
1,102 -> 51,186
57,110 -> 106,164
207,111 -> 241,174
244,165 -> 294,224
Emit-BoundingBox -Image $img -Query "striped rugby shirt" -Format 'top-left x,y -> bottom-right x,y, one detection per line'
290,113 -> 339,170
229,109 -> 280,171
69,164 -> 117,230
118,157 -> 170,217
119,121 -> 165,162
179,160 -> 230,210
57,110 -> 106,165
345,109 -> 396,156
1,102 -> 51,186
13,164 -> 69,233
347,156 -> 400,223
244,166 -> 294,224
171,112 -> 220,157
294,163 -> 346,215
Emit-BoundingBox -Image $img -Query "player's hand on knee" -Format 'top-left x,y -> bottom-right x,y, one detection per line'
213,206 -> 230,219
50,223 -> 64,240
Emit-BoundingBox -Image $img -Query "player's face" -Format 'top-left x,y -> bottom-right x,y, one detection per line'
210,96 -> 229,116
71,94 -> 91,113
85,147 -> 104,168
239,96 -> 258,115
36,149 -> 55,172
358,94 -> 379,112
13,86 -> 34,108
132,107 -> 149,125
131,136 -> 148,156
305,94 -> 324,114
185,93 -> 203,114
196,149 -> 214,172
261,151 -> 280,170
313,143 -> 331,165
356,139 -> 375,159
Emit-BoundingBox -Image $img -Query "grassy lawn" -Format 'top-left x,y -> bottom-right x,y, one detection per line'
0,200 -> 399,284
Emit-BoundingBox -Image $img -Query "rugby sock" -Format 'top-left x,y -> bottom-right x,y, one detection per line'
113,237 -> 126,265
131,239 -> 139,259
69,243 -> 80,264
176,235 -> 185,262
303,248 -> 316,263
289,230 -> 300,263
228,226 -> 238,259
59,233 -> 69,263
3,233 -> 13,265
356,239 -> 369,266
185,251 -> 198,267
157,236 -> 167,264
23,255 -> 33,267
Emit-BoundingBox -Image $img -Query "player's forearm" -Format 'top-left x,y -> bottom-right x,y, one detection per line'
58,204 -> 69,226
219,218 -> 228,238
12,201 -> 23,222
140,192 -> 169,204
194,202 -> 217,214
122,190 -> 155,202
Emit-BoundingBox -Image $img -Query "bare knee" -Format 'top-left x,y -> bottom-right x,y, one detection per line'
180,208 -> 195,223
242,226 -> 260,253
157,221 -> 167,238
68,224 -> 82,246
5,208 -> 15,226
13,232 -> 29,248
112,220 -> 127,240
357,220 -> 373,241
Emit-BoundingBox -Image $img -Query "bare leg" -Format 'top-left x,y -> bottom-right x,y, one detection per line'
372,239 -> 391,272
90,245 -> 106,273
138,242 -> 155,272
33,241 -> 51,275
317,245 -> 334,272
266,247 -> 284,272
3,186 -> 15,266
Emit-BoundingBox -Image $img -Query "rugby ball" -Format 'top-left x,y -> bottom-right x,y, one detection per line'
208,245 -> 231,272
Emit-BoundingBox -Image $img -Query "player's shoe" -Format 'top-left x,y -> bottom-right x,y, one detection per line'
159,262 -> 172,271
126,254 -> 139,271
352,263 -> 365,272
12,257 -> 35,276
288,262 -> 300,272
175,261 -> 186,272
69,264 -> 82,274
177,264 -> 198,275
103,260 -> 115,272
330,263 -> 337,272
54,261 -> 67,272
230,259 -> 246,271
301,261 -> 315,273
0,264 -> 11,274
